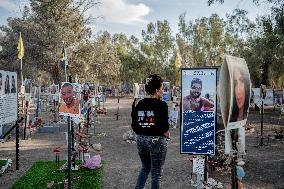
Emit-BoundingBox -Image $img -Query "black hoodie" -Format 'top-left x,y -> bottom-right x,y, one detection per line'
131,98 -> 169,136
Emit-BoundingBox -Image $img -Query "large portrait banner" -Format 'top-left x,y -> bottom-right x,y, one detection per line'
219,55 -> 251,154
180,68 -> 217,155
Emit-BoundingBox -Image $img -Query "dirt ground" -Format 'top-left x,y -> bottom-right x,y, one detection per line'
0,97 -> 284,189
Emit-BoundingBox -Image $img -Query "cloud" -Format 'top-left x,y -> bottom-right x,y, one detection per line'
0,0 -> 29,14
88,0 -> 150,25
0,0 -> 18,11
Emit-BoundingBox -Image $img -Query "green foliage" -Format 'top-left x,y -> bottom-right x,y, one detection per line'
0,0 -> 283,88
11,160 -> 104,189
0,0 -> 96,84
0,159 -> 8,167
177,13 -> 238,67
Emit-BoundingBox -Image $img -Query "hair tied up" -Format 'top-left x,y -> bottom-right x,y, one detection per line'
146,77 -> 152,85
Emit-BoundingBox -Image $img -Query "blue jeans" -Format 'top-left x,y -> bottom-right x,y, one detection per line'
135,135 -> 167,189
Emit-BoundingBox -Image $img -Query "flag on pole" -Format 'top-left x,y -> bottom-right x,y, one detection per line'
17,32 -> 24,59
60,46 -> 68,69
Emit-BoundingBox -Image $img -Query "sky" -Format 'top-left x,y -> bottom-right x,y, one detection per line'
0,0 -> 273,38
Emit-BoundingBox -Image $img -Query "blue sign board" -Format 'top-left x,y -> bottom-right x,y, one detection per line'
180,68 -> 217,155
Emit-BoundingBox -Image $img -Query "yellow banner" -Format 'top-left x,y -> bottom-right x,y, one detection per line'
17,32 -> 24,59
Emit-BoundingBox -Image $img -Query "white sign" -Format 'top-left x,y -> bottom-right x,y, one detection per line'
0,70 -> 18,125
193,157 -> 205,174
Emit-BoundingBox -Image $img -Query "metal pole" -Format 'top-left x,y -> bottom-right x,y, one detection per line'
36,87 -> 40,117
204,155 -> 208,187
231,155 -> 238,189
71,119 -> 75,168
260,99 -> 264,146
116,96 -> 119,120
65,63 -> 67,82
16,120 -> 20,170
67,116 -> 72,189
16,92 -> 20,170
23,101 -> 28,140
87,105 -> 90,135
20,59 -> 23,86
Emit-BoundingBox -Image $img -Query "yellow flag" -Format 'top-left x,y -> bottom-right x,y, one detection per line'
17,32 -> 24,59
175,52 -> 182,68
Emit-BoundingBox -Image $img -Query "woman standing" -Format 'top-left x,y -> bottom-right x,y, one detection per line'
131,74 -> 170,189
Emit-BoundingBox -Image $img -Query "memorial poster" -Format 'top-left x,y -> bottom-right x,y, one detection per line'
180,68 -> 217,155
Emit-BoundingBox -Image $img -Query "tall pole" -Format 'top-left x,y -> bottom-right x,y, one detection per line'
16,120 -> 20,170
20,59 -> 23,86
35,86 -> 40,118
23,101 -> 28,140
260,98 -> 264,146
203,155 -> 208,187
231,155 -> 238,189
67,116 -> 72,189
116,95 -> 120,120
65,63 -> 67,82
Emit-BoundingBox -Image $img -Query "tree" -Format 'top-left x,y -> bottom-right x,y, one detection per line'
177,13 -> 241,67
141,20 -> 175,79
0,0 -> 97,84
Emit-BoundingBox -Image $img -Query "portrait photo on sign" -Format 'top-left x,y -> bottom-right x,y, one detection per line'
228,62 -> 251,126
73,83 -> 82,99
274,89 -> 284,106
182,74 -> 215,112
0,70 -> 4,95
50,84 -> 59,95
181,68 -> 217,155
10,73 -> 17,94
4,72 -> 10,94
162,81 -> 171,102
59,82 -> 80,117
138,84 -> 145,98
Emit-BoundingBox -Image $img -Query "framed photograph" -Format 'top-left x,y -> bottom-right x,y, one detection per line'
274,89 -> 284,106
162,81 -> 171,102
138,84 -> 145,98
180,68 -> 217,155
0,71 -> 18,124
0,70 -> 4,95
59,82 -> 80,117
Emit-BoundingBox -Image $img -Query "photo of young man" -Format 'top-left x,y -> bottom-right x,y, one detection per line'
59,82 -> 80,116
183,78 -> 214,112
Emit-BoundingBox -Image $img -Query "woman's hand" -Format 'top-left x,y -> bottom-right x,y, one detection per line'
164,131 -> 170,139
